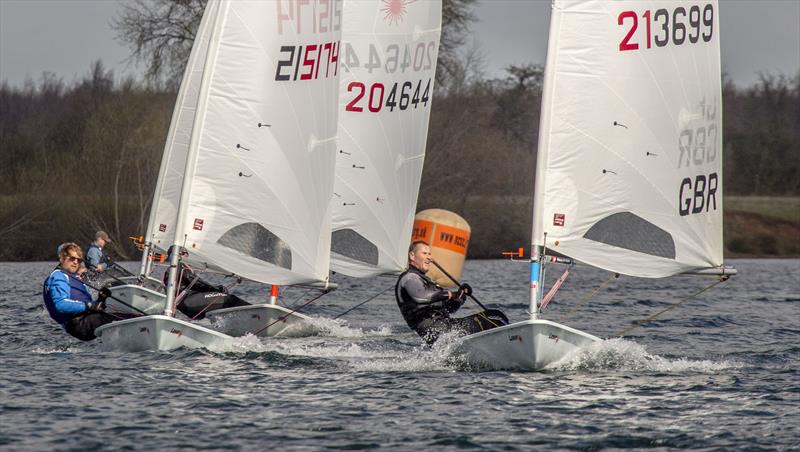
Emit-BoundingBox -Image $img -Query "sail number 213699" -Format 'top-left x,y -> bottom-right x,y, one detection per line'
618,4 -> 714,51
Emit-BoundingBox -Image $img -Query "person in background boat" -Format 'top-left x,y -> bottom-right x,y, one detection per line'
84,231 -> 135,283
395,241 -> 506,344
43,242 -> 115,341
85,231 -> 111,273
164,246 -> 252,320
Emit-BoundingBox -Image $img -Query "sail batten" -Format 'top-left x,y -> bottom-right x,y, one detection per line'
533,0 -> 724,278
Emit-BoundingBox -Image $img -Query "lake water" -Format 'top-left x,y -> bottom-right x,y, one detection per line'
1,259 -> 798,450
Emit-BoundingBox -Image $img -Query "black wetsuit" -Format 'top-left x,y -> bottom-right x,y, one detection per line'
395,266 -> 506,344
167,265 -> 251,320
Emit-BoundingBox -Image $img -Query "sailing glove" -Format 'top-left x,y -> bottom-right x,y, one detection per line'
98,287 -> 112,302
445,295 -> 465,312
86,301 -> 106,312
459,283 -> 472,297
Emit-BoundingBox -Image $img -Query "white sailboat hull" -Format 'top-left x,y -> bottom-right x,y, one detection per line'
205,304 -> 319,338
95,315 -> 231,352
111,275 -> 165,290
452,319 -> 601,371
106,284 -> 166,315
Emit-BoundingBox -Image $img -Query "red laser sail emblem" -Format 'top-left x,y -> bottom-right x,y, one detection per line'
381,0 -> 412,25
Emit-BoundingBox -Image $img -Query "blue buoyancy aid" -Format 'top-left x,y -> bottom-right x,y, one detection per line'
42,269 -> 91,325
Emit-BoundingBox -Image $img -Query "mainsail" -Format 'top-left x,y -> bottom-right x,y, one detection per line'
533,0 -> 724,278
330,0 -> 442,277
147,0 -> 219,254
171,0 -> 342,286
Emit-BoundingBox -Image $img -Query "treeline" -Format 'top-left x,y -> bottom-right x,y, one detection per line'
1,62 -> 798,260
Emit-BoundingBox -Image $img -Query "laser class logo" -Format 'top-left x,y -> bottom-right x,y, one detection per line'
381,0 -> 413,25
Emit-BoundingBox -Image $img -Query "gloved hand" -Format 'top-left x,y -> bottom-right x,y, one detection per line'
445,295 -> 465,311
454,283 -> 471,301
86,301 -> 106,312
98,287 -> 112,302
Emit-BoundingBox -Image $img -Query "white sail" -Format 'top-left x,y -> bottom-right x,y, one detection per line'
330,0 -> 442,277
533,0 -> 724,278
173,0 -> 342,286
147,1 -> 219,252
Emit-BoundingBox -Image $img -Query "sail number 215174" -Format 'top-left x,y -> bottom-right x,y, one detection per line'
618,4 -> 714,51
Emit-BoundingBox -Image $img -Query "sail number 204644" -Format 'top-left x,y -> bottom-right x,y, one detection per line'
618,4 -> 714,51
345,79 -> 431,113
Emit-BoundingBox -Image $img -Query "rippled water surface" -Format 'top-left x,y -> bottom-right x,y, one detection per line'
1,259 -> 798,450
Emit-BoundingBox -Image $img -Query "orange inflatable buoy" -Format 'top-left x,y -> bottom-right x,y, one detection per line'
412,209 -> 471,288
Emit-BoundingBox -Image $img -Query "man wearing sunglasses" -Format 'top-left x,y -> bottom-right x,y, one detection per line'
42,242 -> 115,341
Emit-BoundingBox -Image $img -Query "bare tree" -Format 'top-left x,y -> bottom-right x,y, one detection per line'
113,0 -> 477,86
438,0 -> 478,87
112,0 -> 207,82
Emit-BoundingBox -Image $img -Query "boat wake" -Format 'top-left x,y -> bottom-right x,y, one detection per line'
303,316 -> 393,338
550,338 -> 744,373
204,328 -> 461,372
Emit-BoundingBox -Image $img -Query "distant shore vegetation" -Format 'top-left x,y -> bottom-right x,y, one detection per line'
1,59 -> 797,261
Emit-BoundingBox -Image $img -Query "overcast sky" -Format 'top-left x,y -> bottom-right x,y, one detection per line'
1,0 -> 798,88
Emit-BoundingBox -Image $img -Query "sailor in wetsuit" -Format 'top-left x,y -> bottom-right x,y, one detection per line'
395,240 -> 506,344
164,247 -> 251,320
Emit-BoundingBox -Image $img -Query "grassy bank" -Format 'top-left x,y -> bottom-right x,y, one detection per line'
724,196 -> 800,257
725,196 -> 800,223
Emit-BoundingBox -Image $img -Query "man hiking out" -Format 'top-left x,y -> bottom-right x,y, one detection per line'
43,242 -> 115,341
395,241 -> 506,344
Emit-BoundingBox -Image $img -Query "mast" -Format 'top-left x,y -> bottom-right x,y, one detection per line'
165,0 -> 227,315
137,242 -> 151,280
137,0 -> 218,282
528,0 -> 563,319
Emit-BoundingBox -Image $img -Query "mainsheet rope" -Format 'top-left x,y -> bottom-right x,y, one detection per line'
556,272 -> 619,323
59,267 -> 147,316
613,275 -> 730,338
334,286 -> 394,319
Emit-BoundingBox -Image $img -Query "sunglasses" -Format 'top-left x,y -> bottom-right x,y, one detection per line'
66,255 -> 83,263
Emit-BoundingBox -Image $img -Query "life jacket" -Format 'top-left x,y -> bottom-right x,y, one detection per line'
85,242 -> 107,268
42,269 -> 92,325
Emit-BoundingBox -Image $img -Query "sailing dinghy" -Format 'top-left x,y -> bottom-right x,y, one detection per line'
183,0 -> 343,338
98,0 -> 342,350
453,0 -> 735,370
206,0 -> 443,337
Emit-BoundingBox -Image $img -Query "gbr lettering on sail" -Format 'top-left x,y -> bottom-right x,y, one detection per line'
676,98 -> 719,217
